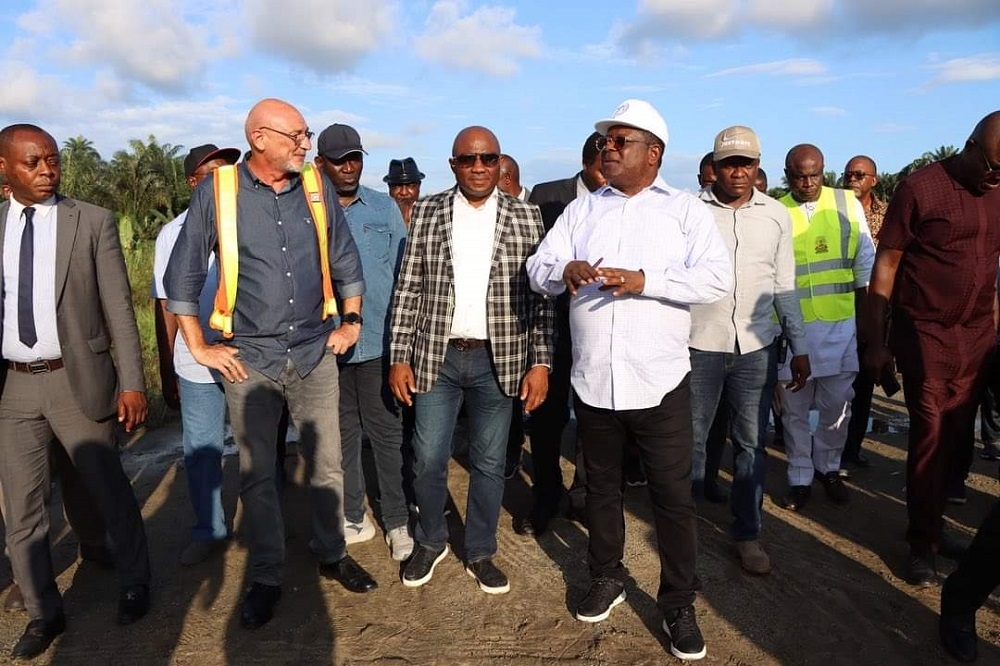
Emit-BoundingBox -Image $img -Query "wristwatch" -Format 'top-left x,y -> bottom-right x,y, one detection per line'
342,312 -> 363,326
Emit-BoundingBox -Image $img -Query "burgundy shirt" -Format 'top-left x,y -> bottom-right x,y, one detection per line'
878,157 -> 1000,378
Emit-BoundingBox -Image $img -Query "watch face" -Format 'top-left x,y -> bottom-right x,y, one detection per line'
343,313 -> 362,325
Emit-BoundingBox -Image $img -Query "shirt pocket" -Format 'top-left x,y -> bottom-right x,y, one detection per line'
364,223 -> 392,262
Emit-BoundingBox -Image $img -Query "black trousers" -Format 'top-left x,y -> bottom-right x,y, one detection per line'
844,342 -> 876,461
575,376 -> 700,612
942,498 -> 1000,618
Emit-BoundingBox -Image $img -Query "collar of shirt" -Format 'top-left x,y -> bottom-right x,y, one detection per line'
575,175 -> 590,199
7,196 -> 57,222
454,186 -> 499,211
595,174 -> 674,199
242,161 -> 303,195
699,185 -> 766,210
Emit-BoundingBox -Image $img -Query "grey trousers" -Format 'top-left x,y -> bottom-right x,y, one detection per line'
0,368 -> 150,621
225,353 -> 346,586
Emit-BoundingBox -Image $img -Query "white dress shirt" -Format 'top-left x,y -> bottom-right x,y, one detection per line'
778,196 -> 876,379
527,176 -> 733,410
3,197 -> 61,362
449,188 -> 498,340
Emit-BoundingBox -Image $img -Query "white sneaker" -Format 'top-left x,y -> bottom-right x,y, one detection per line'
344,514 -> 376,544
385,525 -> 415,561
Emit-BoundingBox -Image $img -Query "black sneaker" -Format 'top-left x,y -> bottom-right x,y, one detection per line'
575,578 -> 626,623
465,558 -> 510,594
402,544 -> 449,588
905,550 -> 936,587
817,471 -> 850,504
662,605 -> 706,660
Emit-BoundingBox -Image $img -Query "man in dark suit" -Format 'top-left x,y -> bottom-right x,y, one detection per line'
511,131 -> 604,536
0,123 -> 151,660
388,126 -> 553,594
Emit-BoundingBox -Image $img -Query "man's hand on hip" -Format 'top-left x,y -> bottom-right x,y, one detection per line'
191,343 -> 248,384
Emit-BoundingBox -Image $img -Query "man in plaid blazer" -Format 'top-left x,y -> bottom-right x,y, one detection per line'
388,126 -> 554,594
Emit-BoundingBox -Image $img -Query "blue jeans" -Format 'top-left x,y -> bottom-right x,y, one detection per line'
412,346 -> 512,562
690,344 -> 776,541
178,377 -> 228,542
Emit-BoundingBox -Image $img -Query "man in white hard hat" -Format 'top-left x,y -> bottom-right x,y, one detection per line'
527,99 -> 732,661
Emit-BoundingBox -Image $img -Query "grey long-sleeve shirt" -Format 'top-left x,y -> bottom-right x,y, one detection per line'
689,187 -> 807,356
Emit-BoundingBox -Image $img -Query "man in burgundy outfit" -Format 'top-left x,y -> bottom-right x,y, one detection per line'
865,110 -> 1000,587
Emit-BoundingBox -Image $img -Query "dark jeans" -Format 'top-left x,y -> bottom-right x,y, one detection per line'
942,498 -> 1000,619
844,342 -> 875,461
903,371 -> 982,553
690,344 -> 776,540
339,357 -> 408,529
412,346 -> 512,562
575,377 -> 700,613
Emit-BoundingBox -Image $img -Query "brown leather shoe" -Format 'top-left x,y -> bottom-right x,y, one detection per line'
4,584 -> 25,612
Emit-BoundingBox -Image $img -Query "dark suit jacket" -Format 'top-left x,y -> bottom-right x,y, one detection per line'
0,196 -> 145,421
528,175 -> 579,231
389,187 -> 554,396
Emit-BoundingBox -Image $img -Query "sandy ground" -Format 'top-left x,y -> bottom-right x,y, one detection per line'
0,387 -> 998,665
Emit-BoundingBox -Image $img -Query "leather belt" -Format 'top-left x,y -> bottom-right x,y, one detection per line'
448,338 -> 487,351
8,358 -> 65,374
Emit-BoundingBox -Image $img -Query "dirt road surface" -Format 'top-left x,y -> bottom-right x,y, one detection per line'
1,389 -> 997,665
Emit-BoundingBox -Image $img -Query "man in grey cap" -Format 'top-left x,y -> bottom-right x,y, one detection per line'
383,157 -> 425,228
527,99 -> 731,661
690,126 -> 810,576
315,124 -> 413,562
152,143 -> 240,566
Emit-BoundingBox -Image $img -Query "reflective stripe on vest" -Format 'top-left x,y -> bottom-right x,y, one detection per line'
209,164 -> 339,339
780,187 -> 860,323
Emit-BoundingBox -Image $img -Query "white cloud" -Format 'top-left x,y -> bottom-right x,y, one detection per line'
25,0 -> 214,93
706,58 -> 828,78
0,60 -> 68,117
247,0 -> 396,73
811,106 -> 846,117
750,0 -> 834,30
414,1 -> 541,76
922,53 -> 1000,87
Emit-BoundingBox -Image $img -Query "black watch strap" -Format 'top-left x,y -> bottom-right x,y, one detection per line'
342,312 -> 363,325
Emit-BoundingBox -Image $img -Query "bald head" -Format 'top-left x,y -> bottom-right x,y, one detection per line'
785,143 -> 825,203
244,98 -> 311,181
451,126 -> 499,156
498,154 -> 522,197
450,125 -> 502,206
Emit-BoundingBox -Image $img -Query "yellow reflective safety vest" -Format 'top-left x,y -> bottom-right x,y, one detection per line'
209,163 -> 339,339
779,187 -> 861,323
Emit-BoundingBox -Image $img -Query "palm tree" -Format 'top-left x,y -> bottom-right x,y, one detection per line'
104,136 -> 186,243
898,145 -> 958,179
60,136 -> 106,203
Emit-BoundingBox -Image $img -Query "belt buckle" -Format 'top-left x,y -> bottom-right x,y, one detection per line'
27,360 -> 50,374
453,339 -> 469,352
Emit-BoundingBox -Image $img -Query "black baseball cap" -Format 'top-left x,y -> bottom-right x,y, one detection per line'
317,124 -> 368,160
184,144 -> 241,178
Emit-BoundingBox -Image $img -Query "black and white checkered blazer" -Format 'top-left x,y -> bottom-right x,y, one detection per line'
389,187 -> 554,396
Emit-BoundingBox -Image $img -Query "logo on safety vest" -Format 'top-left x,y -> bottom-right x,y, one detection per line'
814,236 -> 828,254
310,193 -> 321,203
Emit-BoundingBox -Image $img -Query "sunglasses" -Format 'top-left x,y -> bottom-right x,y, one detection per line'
452,153 -> 501,168
595,135 -> 651,152
842,170 -> 874,181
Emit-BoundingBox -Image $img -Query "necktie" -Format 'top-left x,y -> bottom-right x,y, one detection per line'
18,206 -> 37,347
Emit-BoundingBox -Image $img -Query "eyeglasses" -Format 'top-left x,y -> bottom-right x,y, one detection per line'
259,126 -> 314,145
977,142 -> 1000,174
451,153 -> 501,168
842,170 -> 874,181
595,135 -> 650,152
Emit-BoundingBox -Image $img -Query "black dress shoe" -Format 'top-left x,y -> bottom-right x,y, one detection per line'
11,613 -> 66,660
817,471 -> 850,504
513,515 -> 537,537
905,551 -> 936,587
4,583 -> 25,612
319,555 -> 378,593
240,582 -> 281,629
80,543 -> 116,570
779,485 -> 811,511
117,584 -> 150,625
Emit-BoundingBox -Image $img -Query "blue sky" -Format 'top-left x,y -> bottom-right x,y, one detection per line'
1,0 -> 998,194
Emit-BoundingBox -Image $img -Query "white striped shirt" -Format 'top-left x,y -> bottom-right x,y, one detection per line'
527,176 -> 733,410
